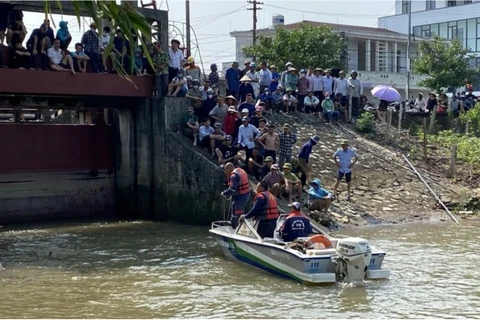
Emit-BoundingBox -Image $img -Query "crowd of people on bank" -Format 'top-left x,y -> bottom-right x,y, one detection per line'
407,89 -> 479,117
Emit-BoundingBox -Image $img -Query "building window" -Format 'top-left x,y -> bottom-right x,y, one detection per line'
402,0 -> 409,14
447,0 -> 457,7
464,0 -> 472,4
426,0 -> 435,10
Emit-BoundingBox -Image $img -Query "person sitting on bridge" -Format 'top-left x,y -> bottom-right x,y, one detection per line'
167,68 -> 188,97
280,202 -> 312,242
221,163 -> 251,229
240,181 -> 279,239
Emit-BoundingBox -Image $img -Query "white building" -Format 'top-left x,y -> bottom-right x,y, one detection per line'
229,19 -> 429,100
379,0 -> 480,89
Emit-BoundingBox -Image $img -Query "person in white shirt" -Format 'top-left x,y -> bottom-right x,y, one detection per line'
99,26 -> 111,72
304,90 -> 320,115
334,70 -> 349,107
323,69 -> 334,95
311,68 -> 325,102
414,93 -> 427,111
47,38 -> 76,74
283,88 -> 299,113
246,62 -> 260,98
347,70 -> 363,118
306,67 -> 315,91
238,116 -> 261,161
168,38 -> 184,82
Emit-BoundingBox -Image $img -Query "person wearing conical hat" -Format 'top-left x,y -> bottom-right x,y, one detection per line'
238,75 -> 254,103
285,67 -> 299,95
333,139 -> 358,201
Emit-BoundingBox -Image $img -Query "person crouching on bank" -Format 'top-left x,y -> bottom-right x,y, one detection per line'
221,162 -> 251,228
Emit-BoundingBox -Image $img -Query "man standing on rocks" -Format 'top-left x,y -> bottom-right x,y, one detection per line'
298,135 -> 320,185
278,124 -> 297,168
333,140 -> 358,201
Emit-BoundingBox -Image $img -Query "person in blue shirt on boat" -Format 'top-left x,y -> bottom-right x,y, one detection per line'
333,140 -> 358,201
221,163 -> 251,229
308,179 -> 332,212
298,135 -> 320,185
240,181 -> 279,239
281,202 -> 312,242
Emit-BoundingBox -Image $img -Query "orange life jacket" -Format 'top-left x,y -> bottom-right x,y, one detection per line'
229,168 -> 250,196
255,191 -> 279,220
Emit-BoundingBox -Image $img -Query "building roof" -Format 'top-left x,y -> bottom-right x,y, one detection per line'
231,20 -> 408,38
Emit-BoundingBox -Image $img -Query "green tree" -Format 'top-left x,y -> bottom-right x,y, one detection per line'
241,23 -> 343,69
44,1 -> 153,76
412,36 -> 478,93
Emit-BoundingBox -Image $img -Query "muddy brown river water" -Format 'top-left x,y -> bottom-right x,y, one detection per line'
0,220 -> 479,318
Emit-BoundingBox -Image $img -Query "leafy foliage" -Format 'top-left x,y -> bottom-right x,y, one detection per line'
412,36 -> 478,93
460,103 -> 480,136
418,129 -> 480,165
241,24 -> 343,69
45,1 -> 153,77
356,112 -> 375,133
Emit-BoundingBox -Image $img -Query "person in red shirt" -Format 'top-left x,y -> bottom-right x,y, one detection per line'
223,106 -> 240,139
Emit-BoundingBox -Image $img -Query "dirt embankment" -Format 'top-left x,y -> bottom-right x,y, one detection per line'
266,112 -> 480,229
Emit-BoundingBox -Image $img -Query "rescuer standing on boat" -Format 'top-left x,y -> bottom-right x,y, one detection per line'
221,162 -> 251,228
240,181 -> 279,239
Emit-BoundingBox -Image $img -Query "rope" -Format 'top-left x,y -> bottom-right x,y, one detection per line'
222,194 -> 232,221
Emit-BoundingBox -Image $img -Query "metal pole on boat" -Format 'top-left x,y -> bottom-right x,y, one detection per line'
402,154 -> 459,223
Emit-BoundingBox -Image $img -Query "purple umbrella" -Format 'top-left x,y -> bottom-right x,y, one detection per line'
371,85 -> 401,102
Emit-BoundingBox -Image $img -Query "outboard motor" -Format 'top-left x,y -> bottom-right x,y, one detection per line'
332,237 -> 372,282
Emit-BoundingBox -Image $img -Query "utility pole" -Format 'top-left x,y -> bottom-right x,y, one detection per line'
399,0 -> 412,131
186,0 -> 191,57
247,0 -> 263,61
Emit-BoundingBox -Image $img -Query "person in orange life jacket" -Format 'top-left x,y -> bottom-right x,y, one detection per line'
240,181 -> 279,239
281,202 -> 312,242
221,162 -> 251,229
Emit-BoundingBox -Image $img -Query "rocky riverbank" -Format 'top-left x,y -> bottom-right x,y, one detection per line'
265,112 -> 480,229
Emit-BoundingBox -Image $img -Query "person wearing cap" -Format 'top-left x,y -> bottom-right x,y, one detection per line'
223,106 -> 240,138
249,105 -> 268,128
278,123 -> 297,168
152,41 -> 169,97
334,70 -> 348,105
269,65 -> 280,92
222,162 -> 252,229
333,140 -> 358,200
167,68 -> 188,97
280,202 -> 312,242
240,180 -> 279,239
241,59 -> 251,77
259,88 -> 275,114
258,123 -> 280,162
281,163 -> 303,203
322,92 -> 340,124
323,68 -> 334,95
298,135 -> 320,185
312,68 -> 325,105
348,70 -> 363,118
225,61 -> 241,99
26,23 -> 49,70
209,96 -> 228,126
280,62 -> 293,88
297,69 -> 310,112
272,85 -> 284,112
308,179 -> 332,212
238,93 -> 255,117
258,61 -> 272,95
185,56 -> 202,82
238,76 -> 255,103
111,29 -> 131,74
216,135 -> 240,166
246,63 -> 260,98
56,20 -> 72,50
238,115 -> 261,161
282,87 -> 299,113
168,39 -> 184,82
183,106 -> 199,146
260,155 -> 274,179
247,148 -> 265,181
304,89 -> 320,115
262,164 -> 285,198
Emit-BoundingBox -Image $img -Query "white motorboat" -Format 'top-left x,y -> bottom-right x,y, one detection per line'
209,214 -> 390,284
